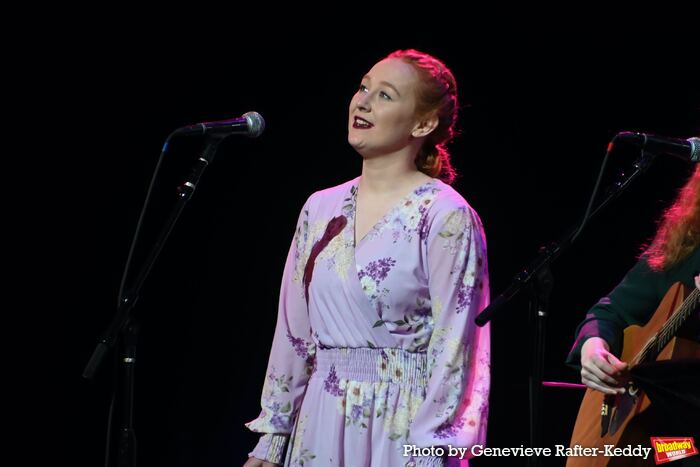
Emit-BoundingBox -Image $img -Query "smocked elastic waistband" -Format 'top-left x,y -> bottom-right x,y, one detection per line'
313,347 -> 428,388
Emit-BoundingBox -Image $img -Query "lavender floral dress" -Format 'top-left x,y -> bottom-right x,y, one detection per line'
246,177 -> 490,466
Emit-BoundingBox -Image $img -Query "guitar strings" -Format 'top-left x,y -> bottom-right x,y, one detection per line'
634,287 -> 699,366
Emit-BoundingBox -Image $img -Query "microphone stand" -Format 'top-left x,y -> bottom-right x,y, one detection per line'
83,135 -> 226,467
474,150 -> 656,466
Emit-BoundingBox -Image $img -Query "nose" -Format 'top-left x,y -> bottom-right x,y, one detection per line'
356,92 -> 371,112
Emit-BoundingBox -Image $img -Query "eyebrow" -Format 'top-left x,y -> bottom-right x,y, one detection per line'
362,75 -> 401,97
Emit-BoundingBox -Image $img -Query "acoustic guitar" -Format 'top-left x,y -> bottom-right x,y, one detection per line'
567,282 -> 699,466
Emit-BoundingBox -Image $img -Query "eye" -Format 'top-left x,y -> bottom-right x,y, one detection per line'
359,84 -> 369,93
379,91 -> 392,101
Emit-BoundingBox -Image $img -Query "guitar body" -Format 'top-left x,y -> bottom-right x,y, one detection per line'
567,283 -> 699,466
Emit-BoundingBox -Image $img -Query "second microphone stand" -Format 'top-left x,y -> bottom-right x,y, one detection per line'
475,149 -> 656,466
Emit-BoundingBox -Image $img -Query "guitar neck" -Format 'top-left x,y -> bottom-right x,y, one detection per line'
636,287 -> 699,365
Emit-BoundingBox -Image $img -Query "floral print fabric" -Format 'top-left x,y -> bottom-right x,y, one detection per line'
246,177 -> 490,466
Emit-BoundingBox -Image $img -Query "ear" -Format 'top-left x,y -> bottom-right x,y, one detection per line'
411,113 -> 439,138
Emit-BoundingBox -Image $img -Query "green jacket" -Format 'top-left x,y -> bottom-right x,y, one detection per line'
566,247 -> 700,370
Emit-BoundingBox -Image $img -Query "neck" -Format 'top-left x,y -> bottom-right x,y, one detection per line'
358,145 -> 431,195
359,157 -> 430,195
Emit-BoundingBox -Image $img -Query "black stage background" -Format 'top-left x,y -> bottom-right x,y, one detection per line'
40,28 -> 698,467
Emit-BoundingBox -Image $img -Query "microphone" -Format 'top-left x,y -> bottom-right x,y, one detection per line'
615,132 -> 700,162
174,111 -> 265,138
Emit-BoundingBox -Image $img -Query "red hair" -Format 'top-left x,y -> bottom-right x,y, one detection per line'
645,165 -> 700,270
387,49 -> 459,184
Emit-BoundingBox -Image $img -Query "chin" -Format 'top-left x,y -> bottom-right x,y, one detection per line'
349,141 -> 371,159
348,135 -> 364,150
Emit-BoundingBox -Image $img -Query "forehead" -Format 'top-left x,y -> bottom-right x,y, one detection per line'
365,58 -> 419,91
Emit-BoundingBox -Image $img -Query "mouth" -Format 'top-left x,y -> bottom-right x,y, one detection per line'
352,116 -> 374,129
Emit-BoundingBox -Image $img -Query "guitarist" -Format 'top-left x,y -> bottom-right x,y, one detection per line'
566,166 -> 700,431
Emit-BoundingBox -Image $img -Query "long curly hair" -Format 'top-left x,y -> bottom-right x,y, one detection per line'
645,165 -> 700,270
387,49 -> 459,185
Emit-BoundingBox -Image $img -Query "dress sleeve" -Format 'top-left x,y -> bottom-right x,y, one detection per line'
408,204 -> 490,460
565,257 -> 662,370
245,197 -> 317,464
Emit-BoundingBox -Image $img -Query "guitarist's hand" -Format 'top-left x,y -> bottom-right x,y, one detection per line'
580,337 -> 628,395
695,274 -> 700,290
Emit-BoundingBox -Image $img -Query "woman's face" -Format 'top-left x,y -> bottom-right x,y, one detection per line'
348,58 -> 421,158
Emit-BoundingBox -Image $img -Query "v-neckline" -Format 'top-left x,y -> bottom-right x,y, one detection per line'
350,177 -> 436,249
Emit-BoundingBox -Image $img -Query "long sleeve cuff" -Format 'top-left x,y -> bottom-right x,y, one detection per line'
566,319 -> 621,370
249,433 -> 288,465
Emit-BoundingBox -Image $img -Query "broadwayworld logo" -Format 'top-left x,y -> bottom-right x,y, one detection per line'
651,437 -> 698,464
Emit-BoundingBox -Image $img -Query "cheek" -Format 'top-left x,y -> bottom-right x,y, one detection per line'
381,107 -> 414,131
